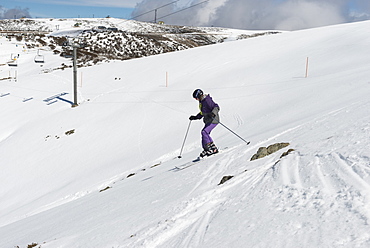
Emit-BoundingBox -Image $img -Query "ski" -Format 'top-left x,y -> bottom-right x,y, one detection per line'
174,157 -> 203,170
174,147 -> 228,171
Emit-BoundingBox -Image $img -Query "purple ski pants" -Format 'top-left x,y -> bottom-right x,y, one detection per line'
201,123 -> 218,149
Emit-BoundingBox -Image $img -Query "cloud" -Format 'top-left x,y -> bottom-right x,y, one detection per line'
131,0 -> 228,25
0,6 -> 32,19
130,0 -> 176,22
350,0 -> 370,21
273,1 -> 347,30
131,0 -> 370,30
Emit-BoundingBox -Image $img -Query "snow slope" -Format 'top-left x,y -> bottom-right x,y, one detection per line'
1,19 -> 370,247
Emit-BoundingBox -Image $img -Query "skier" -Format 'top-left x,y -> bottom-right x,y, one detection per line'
189,89 -> 220,158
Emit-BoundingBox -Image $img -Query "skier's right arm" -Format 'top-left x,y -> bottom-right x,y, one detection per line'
189,113 -> 203,120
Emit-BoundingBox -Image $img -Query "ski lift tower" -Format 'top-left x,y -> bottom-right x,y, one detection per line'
63,37 -> 85,108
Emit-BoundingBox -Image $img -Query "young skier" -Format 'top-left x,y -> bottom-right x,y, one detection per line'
189,89 -> 220,158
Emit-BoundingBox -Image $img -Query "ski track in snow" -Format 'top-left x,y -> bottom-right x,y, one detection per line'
127,150 -> 238,247
125,100 -> 370,248
6,96 -> 368,248
256,101 -> 370,247
233,113 -> 244,127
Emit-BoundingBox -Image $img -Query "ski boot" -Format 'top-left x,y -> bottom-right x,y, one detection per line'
199,142 -> 219,158
208,142 -> 219,155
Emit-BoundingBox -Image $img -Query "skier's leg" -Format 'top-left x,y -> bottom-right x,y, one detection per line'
201,123 -> 218,149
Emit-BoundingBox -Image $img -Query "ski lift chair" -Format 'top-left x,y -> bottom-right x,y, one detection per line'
34,50 -> 45,63
34,55 -> 45,63
7,54 -> 18,67
7,59 -> 17,67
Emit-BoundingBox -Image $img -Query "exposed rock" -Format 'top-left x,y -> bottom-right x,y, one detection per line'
267,143 -> 290,154
219,175 -> 234,185
99,186 -> 111,192
150,163 -> 161,168
250,147 -> 269,161
280,149 -> 295,158
65,129 -> 75,135
127,173 -> 136,178
251,142 -> 290,161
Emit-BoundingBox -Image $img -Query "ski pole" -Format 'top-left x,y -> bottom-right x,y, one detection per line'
214,118 -> 250,145
178,120 -> 192,158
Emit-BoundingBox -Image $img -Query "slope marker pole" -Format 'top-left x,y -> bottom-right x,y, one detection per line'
305,57 -> 309,78
166,71 -> 168,87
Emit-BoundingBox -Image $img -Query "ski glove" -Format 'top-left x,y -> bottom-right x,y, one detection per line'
189,115 -> 199,120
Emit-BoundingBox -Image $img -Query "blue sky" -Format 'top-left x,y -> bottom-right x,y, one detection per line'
0,0 -> 139,18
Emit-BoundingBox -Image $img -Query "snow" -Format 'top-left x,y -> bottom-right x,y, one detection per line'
1,19 -> 370,248
1,17 -> 269,39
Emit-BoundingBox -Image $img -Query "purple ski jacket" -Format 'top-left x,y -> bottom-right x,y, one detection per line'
194,94 -> 220,124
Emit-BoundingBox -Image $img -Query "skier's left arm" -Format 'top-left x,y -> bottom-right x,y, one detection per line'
205,96 -> 220,122
208,97 -> 219,117
211,106 -> 219,117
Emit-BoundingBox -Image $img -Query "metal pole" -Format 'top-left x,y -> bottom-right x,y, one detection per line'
218,121 -> 250,145
212,116 -> 250,145
72,46 -> 78,107
178,120 -> 192,158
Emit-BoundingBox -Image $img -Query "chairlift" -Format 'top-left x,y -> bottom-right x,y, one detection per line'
7,60 -> 17,67
7,53 -> 18,67
34,49 -> 45,63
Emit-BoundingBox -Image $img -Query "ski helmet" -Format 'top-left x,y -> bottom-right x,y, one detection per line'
192,89 -> 203,99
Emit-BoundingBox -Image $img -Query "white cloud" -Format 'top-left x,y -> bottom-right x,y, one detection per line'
351,0 -> 370,21
0,6 -> 32,19
131,0 -> 370,30
274,1 -> 346,30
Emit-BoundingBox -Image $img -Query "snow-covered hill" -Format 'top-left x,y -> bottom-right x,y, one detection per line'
1,18 -> 279,66
1,19 -> 370,248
